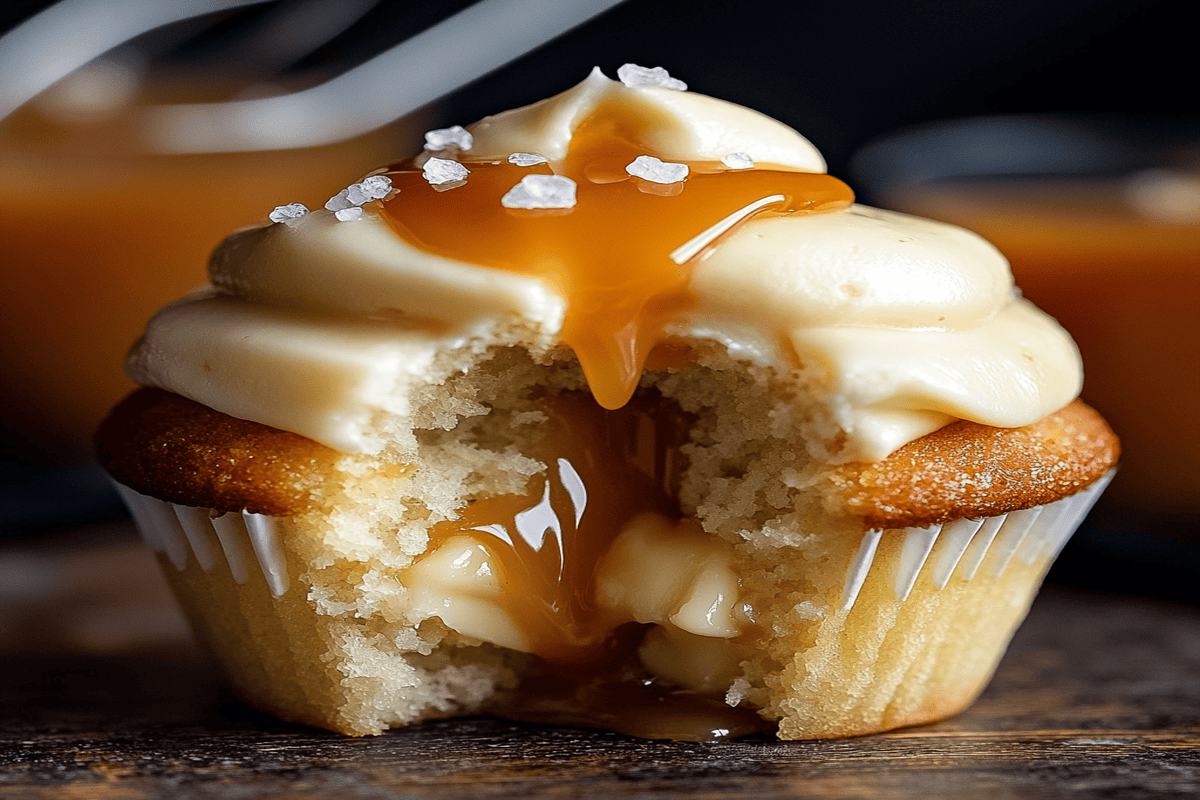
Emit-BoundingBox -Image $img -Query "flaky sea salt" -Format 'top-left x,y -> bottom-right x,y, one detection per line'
501,174 -> 577,209
268,203 -> 308,223
344,183 -> 371,205
508,152 -> 548,167
424,125 -> 474,151
722,152 -> 754,170
617,63 -> 687,91
360,174 -> 393,199
326,175 -> 394,212
334,207 -> 363,222
625,154 -> 688,184
324,190 -> 352,212
422,157 -> 470,186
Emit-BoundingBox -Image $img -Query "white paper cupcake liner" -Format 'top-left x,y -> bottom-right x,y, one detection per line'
116,470 -> 1113,611
114,484 -> 289,597
839,470 -> 1114,611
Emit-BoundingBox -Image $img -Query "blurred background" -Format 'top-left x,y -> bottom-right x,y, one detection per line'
1,0 -> 1196,604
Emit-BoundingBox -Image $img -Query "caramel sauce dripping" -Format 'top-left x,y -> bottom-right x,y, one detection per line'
383,103 -> 852,739
380,103 -> 853,409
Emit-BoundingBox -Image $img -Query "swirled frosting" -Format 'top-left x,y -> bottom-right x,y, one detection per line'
128,68 -> 1081,460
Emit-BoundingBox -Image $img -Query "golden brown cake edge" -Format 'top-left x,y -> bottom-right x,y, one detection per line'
98,388 -> 1117,526
95,388 -> 339,516
831,400 -> 1119,529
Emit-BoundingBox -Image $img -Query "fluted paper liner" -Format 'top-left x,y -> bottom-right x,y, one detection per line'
114,471 -> 1114,737
117,474 -> 1111,608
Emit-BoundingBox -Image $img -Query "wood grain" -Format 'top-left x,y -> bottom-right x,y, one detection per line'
1,525 -> 1197,799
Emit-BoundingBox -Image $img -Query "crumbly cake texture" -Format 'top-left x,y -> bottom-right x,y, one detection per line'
98,341 -> 1117,738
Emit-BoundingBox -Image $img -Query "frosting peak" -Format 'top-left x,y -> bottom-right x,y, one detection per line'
468,67 -> 827,172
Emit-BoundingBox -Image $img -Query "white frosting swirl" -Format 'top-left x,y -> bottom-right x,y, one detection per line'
128,69 -> 1081,460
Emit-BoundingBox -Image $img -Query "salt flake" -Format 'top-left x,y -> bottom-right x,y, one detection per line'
345,183 -> 371,205
328,175 -> 395,211
334,207 -> 363,222
268,203 -> 308,223
721,152 -> 754,170
424,125 -> 474,151
508,152 -> 548,167
625,154 -> 689,184
422,157 -> 470,186
501,175 -> 577,209
324,189 -> 352,211
360,175 -> 393,199
617,63 -> 687,91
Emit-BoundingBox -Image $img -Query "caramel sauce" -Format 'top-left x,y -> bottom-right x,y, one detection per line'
424,390 -> 772,739
380,103 -> 853,409
435,390 -> 689,663
492,680 -> 772,741
487,626 -> 773,742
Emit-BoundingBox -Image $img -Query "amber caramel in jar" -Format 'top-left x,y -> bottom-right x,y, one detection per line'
889,178 -> 1199,514
0,89 -> 427,462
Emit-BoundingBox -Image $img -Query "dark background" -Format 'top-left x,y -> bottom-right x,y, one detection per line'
1,0 -> 1195,600
3,0 -> 1194,180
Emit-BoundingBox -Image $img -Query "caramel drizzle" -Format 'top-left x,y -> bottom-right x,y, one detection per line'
380,103 -> 853,409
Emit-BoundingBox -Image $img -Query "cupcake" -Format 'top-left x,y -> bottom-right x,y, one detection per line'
96,66 -> 1118,740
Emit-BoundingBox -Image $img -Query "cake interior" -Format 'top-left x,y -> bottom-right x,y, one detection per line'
134,341 -> 1076,739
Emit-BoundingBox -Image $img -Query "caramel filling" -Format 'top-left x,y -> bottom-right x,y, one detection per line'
381,103 -> 853,408
410,390 -> 769,740
422,391 -> 686,654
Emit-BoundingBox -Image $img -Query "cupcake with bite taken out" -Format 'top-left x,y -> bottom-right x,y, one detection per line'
97,65 -> 1117,740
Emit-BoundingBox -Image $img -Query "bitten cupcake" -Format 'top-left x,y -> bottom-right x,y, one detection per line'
97,65 -> 1118,741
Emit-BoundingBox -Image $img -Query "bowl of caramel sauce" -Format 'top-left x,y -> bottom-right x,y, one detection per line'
852,115 -> 1200,521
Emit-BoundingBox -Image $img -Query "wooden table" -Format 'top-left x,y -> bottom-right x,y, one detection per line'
2,523 -> 1198,799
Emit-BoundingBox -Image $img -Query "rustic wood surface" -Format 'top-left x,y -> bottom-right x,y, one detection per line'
1,523 -> 1198,799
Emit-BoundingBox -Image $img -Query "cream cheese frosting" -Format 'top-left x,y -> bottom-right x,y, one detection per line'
128,68 -> 1082,461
